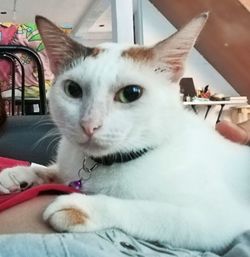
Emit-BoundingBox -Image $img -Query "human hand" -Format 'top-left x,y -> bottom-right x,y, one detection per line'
216,120 -> 250,145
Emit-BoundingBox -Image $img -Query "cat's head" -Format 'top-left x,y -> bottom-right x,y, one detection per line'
36,13 -> 207,157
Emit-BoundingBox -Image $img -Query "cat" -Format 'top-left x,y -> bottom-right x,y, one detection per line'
0,13 -> 250,252
0,92 -> 6,126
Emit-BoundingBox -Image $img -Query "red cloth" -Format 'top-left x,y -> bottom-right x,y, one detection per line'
0,184 -> 79,212
0,157 -> 79,212
0,157 -> 30,170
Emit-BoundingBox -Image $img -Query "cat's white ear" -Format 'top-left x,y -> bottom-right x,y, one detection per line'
152,12 -> 208,82
36,16 -> 89,75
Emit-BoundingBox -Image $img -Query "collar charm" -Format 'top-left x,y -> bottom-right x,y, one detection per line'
69,157 -> 98,190
69,148 -> 150,190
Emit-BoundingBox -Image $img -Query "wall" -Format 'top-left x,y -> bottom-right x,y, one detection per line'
140,0 -> 240,124
141,0 -> 238,97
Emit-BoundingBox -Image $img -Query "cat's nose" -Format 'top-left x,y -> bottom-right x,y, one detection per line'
80,122 -> 102,137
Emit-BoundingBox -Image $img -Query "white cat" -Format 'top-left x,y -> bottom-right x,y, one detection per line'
0,13 -> 250,252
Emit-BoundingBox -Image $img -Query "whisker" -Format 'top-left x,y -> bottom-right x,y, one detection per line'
46,135 -> 61,153
32,128 -> 61,151
32,117 -> 55,128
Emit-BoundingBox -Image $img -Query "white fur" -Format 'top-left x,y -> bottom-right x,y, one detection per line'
48,64 -> 250,251
1,14 -> 250,252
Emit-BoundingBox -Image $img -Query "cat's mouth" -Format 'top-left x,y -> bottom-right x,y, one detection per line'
76,136 -> 119,156
65,129 -> 128,156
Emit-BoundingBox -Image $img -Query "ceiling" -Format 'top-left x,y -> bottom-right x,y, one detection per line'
151,0 -> 250,100
0,0 -> 112,45
239,0 -> 250,11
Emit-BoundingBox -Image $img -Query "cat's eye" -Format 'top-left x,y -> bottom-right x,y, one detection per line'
64,81 -> 82,99
115,85 -> 143,103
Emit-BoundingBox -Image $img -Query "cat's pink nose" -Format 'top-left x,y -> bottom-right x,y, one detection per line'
81,123 -> 102,137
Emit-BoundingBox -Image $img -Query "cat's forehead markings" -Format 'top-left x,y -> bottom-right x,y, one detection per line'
64,47 -> 104,71
121,47 -> 154,62
88,47 -> 105,58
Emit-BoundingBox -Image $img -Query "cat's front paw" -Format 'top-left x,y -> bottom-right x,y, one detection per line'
0,166 -> 43,194
43,193 -> 109,232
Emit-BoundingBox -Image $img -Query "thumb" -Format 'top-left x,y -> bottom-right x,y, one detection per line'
216,120 -> 250,145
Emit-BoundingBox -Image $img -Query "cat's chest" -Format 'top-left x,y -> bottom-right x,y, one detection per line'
56,138 -> 164,198
59,154 -> 157,199
55,136 -> 247,203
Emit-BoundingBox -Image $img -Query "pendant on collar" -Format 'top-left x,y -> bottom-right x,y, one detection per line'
69,148 -> 150,190
69,157 -> 98,190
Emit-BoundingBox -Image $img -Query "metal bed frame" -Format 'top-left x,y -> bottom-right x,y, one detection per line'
0,45 -> 47,115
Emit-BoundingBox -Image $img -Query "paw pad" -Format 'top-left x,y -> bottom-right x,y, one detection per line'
62,208 -> 88,225
47,208 -> 89,231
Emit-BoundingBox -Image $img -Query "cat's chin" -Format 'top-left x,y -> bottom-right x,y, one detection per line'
76,139 -> 117,157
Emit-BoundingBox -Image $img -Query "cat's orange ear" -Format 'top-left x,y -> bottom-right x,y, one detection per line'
152,12 -> 208,82
36,16 -> 89,75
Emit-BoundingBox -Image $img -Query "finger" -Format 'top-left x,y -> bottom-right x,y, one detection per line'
216,120 -> 249,144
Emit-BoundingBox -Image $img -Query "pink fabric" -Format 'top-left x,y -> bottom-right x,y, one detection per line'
0,24 -> 17,44
0,23 -> 54,97
0,156 -> 30,170
0,24 -> 18,82
11,23 -> 54,92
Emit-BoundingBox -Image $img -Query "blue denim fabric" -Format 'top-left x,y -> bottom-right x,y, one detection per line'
0,229 -> 198,257
0,229 -> 249,257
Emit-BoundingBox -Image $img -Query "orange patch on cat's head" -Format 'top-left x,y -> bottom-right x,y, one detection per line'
121,47 -> 154,62
89,47 -> 104,58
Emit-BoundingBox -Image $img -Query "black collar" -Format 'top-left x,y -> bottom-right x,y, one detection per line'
91,148 -> 149,166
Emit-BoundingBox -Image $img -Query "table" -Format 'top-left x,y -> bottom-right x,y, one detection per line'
183,100 -> 248,123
